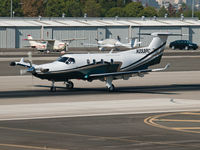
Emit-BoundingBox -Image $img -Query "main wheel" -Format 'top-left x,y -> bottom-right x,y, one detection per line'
50,87 -> 56,92
108,84 -> 115,92
66,81 -> 74,89
171,46 -> 175,50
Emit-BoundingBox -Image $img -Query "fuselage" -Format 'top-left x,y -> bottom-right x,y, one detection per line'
33,40 -> 166,82
12,32 -> 173,91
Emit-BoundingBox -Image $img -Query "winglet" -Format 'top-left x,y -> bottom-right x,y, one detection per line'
164,63 -> 170,70
152,63 -> 170,72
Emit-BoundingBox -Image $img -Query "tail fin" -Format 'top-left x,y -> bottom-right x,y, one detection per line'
27,35 -> 38,46
27,35 -> 33,40
130,38 -> 142,48
142,32 -> 182,52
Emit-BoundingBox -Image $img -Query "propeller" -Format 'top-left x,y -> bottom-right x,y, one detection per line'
19,52 -> 34,75
27,51 -> 33,67
20,69 -> 28,75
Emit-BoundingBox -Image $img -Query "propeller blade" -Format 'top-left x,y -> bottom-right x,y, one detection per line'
27,51 -> 32,67
20,69 -> 27,75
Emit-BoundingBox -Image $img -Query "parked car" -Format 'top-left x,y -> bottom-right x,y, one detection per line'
169,40 -> 198,50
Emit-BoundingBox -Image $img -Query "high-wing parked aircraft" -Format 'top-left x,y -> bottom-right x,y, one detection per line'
84,37 -> 141,51
24,35 -> 85,52
11,32 -> 174,92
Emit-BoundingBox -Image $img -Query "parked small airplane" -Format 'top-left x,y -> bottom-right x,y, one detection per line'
11,32 -> 175,92
24,35 -> 84,52
84,37 -> 141,51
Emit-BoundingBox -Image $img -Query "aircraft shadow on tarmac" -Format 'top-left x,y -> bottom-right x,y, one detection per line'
0,84 -> 200,98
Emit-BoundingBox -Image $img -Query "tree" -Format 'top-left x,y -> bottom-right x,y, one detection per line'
167,3 -> 176,17
0,0 -> 23,17
116,0 -> 124,7
64,0 -> 82,17
106,7 -> 126,17
21,0 -> 44,17
183,10 -> 192,17
44,0 -> 65,17
124,2 -> 144,17
158,6 -> 168,17
84,0 -> 102,17
195,11 -> 200,19
138,6 -> 157,17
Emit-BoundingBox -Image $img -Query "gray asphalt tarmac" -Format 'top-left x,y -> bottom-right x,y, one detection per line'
0,112 -> 200,150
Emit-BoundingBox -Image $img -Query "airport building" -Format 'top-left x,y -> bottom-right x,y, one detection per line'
0,17 -> 200,48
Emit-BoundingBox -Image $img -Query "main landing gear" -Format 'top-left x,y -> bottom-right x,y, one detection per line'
65,81 -> 74,89
106,77 -> 115,92
50,80 -> 74,92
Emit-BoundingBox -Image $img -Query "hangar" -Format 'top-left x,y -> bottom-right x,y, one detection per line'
0,17 -> 200,48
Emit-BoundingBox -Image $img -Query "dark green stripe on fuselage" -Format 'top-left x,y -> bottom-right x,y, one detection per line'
33,62 -> 121,82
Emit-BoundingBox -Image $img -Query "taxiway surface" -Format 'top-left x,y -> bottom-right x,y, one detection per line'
0,72 -> 200,149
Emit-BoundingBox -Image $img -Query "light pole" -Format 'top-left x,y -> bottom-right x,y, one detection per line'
192,0 -> 195,18
10,0 -> 12,18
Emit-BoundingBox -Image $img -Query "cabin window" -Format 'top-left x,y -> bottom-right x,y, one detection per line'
111,59 -> 114,64
87,59 -> 90,64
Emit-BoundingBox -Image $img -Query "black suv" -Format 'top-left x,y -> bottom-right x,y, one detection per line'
169,40 -> 198,50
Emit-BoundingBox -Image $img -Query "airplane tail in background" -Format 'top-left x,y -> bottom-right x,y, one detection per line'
130,38 -> 141,48
27,35 -> 33,40
25,35 -> 38,46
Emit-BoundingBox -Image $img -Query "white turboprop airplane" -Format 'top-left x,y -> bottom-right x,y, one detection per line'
11,32 -> 174,92
24,35 -> 84,52
85,37 -> 141,51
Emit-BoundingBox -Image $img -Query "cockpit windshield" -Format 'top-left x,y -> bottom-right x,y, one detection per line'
57,57 -> 75,64
57,57 -> 69,62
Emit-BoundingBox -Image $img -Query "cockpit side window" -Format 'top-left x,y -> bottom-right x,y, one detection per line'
57,57 -> 75,64
66,58 -> 75,64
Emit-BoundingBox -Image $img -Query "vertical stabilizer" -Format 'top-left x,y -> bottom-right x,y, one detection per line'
27,35 -> 38,46
148,33 -> 169,52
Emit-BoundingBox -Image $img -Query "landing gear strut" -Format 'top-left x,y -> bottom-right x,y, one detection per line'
50,81 -> 56,92
65,81 -> 74,89
106,77 -> 115,92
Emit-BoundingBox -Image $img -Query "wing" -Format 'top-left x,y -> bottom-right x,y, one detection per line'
82,43 -> 99,46
62,38 -> 86,42
88,64 -> 170,79
24,39 -> 55,42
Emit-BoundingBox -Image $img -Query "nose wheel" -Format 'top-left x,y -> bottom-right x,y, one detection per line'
50,81 -> 56,92
66,81 -> 74,89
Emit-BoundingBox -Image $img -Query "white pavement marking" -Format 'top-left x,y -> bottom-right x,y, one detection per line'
0,99 -> 200,121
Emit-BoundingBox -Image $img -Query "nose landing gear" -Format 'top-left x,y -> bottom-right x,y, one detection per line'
50,81 -> 56,92
106,77 -> 115,92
